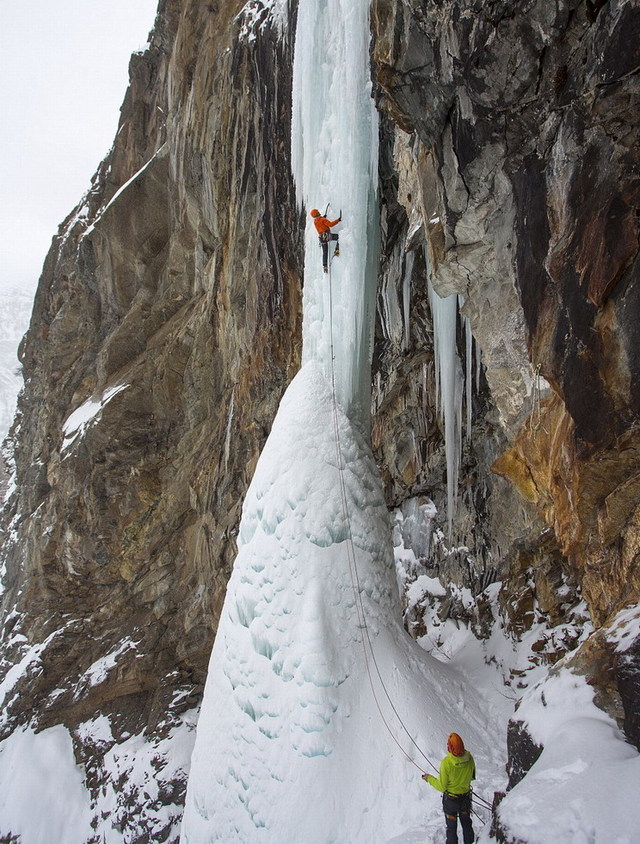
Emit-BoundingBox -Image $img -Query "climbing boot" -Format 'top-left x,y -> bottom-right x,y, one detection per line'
334,248 -> 340,257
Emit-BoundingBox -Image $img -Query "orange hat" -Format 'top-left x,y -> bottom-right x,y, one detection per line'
310,209 -> 320,217
447,733 -> 465,756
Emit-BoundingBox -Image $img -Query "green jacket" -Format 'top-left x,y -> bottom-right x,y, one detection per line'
425,751 -> 475,795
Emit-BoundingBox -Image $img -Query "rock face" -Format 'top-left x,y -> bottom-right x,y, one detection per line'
1,0 -> 301,838
372,0 -> 640,600
371,0 -> 640,821
0,0 -> 638,838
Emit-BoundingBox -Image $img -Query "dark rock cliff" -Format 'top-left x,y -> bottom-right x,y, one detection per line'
0,0 -> 301,837
0,0 -> 638,838
371,0 -> 640,827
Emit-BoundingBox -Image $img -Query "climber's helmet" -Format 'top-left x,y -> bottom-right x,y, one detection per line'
447,733 -> 465,757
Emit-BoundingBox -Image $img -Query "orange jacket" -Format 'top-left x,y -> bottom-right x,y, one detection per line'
313,216 -> 340,235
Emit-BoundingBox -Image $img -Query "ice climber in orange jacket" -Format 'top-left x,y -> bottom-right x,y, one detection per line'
310,208 -> 341,273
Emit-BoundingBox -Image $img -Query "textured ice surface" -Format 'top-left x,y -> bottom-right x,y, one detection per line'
180,364 -> 500,842
292,0 -> 379,422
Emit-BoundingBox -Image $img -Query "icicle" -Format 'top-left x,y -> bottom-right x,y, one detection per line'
428,273 -> 463,537
458,294 -> 473,442
402,251 -> 413,352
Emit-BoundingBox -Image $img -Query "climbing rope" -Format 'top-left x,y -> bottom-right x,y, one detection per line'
326,255 -> 437,776
326,254 -> 494,823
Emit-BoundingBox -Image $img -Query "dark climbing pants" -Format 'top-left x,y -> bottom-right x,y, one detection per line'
442,793 -> 474,844
319,233 -> 339,270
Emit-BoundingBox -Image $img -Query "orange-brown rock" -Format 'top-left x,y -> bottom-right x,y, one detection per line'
493,392 -> 640,623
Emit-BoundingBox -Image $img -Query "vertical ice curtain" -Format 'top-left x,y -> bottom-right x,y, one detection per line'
291,0 -> 379,424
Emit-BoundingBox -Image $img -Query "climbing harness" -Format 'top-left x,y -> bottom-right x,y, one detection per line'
318,204 -> 341,273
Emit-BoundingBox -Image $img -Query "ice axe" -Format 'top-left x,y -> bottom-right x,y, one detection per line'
323,204 -> 342,222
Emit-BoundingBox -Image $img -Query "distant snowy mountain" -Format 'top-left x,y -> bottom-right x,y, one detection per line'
0,288 -> 33,442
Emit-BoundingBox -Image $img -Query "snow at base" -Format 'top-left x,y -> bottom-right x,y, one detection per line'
497,670 -> 640,844
0,708 -> 197,844
180,363 -> 503,843
0,724 -> 92,844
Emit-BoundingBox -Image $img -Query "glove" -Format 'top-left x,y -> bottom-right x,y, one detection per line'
338,216 -> 342,222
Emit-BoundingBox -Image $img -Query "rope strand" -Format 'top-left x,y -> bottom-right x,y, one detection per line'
327,256 -> 436,775
326,253 -> 492,825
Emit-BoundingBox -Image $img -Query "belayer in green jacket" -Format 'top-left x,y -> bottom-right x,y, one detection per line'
423,733 -> 476,844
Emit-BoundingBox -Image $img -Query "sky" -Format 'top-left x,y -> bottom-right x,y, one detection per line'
0,0 -> 159,294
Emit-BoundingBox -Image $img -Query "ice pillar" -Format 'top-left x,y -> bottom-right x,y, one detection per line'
291,0 -> 379,424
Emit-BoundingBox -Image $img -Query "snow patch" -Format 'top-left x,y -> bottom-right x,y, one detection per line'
75,638 -> 137,695
82,143 -> 167,238
499,667 -> 640,843
0,724 -> 92,844
61,383 -> 129,453
0,627 -> 67,726
238,0 -> 289,41
606,602 -> 640,653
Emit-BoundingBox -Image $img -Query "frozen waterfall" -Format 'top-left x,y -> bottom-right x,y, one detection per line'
291,0 -> 379,422
180,3 -> 494,842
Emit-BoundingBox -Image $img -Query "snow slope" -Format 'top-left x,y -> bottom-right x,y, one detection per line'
498,669 -> 640,844
0,724 -> 92,843
0,704 -> 197,844
180,362 -> 503,843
